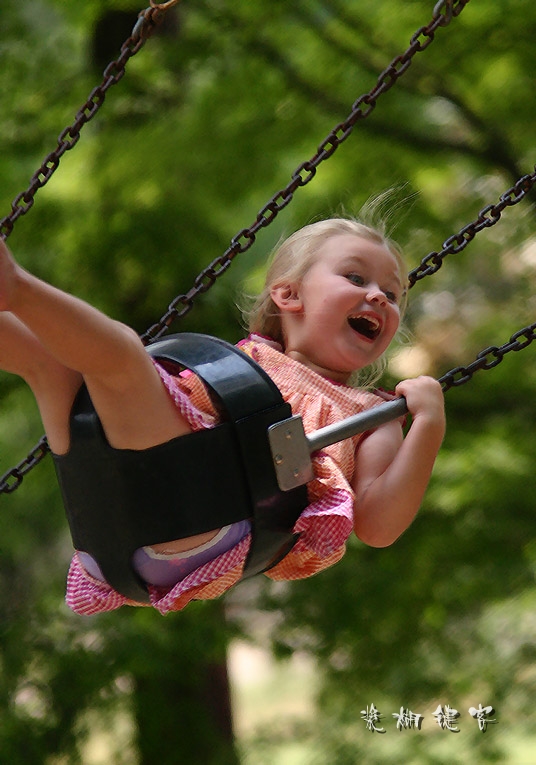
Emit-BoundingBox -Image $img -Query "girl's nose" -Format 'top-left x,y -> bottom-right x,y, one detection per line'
367,283 -> 387,305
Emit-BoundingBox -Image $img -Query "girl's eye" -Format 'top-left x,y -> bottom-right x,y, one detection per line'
384,290 -> 398,303
346,273 -> 365,286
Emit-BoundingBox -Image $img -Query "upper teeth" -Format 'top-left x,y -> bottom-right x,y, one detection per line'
350,314 -> 380,330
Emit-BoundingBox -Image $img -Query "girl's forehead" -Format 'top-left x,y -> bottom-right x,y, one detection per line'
317,234 -> 400,273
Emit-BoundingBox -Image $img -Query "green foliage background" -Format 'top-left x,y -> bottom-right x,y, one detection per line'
1,1 -> 535,762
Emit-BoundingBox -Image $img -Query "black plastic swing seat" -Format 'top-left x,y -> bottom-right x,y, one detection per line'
53,333 -> 308,604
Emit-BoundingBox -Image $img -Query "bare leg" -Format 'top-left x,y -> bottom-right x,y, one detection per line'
0,240 -> 224,554
0,312 -> 81,454
0,238 -> 192,454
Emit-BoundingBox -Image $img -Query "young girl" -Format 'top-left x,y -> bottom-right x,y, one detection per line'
0,218 -> 445,614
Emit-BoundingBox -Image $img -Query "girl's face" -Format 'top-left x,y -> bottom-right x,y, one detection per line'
271,234 -> 403,382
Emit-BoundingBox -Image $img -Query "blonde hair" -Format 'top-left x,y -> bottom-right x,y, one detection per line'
246,218 -> 408,370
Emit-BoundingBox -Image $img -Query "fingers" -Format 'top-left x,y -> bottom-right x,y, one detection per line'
394,376 -> 445,426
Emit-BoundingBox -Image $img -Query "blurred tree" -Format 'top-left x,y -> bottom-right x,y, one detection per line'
0,0 -> 535,762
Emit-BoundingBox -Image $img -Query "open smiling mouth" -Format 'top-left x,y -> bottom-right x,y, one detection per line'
348,314 -> 382,340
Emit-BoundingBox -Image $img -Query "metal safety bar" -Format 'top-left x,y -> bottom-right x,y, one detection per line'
268,397 -> 408,491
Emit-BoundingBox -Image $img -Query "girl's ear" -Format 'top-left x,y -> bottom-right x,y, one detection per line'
270,283 -> 303,313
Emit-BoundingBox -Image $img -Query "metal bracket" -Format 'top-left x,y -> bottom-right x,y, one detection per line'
267,416 -> 314,492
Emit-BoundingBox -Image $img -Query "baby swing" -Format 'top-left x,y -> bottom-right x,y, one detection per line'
1,0 -> 535,603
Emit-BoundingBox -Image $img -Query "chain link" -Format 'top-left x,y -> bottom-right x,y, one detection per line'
439,323 -> 536,391
0,436 -> 50,494
408,167 -> 536,286
434,0 -> 454,26
0,6 -> 167,242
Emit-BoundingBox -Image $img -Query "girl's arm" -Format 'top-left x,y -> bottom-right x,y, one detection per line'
352,376 -> 445,547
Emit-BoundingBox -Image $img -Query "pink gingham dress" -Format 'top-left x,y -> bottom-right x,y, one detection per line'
66,335 -> 387,615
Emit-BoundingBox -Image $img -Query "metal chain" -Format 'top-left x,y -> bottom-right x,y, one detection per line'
408,167 -> 536,286
141,0 -> 469,341
439,323 -> 536,392
0,437 -> 50,495
1,0 -> 534,495
0,5 -> 168,242
0,3 -> 173,491
9,0 -> 531,496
